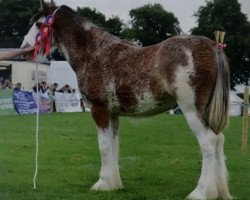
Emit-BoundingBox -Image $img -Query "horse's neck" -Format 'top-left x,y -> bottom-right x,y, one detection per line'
54,17 -> 121,71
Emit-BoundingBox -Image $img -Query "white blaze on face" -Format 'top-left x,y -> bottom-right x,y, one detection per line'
20,17 -> 45,48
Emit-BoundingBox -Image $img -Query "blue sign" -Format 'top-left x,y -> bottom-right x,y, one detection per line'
13,90 -> 37,114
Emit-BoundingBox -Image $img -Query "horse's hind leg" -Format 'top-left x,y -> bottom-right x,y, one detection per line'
91,107 -> 122,191
216,133 -> 233,200
178,103 -> 232,200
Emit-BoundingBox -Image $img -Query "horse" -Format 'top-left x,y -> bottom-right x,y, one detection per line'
21,1 -> 232,199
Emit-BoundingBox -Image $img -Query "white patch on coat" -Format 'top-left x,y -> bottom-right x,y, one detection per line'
91,120 -> 122,190
82,21 -> 95,31
162,79 -> 173,96
60,45 -> 71,63
178,101 -> 232,200
176,35 -> 189,39
106,81 -> 120,109
174,49 -> 195,105
135,89 -> 156,113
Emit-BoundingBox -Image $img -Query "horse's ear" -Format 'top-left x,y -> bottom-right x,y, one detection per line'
50,0 -> 56,7
40,0 -> 46,10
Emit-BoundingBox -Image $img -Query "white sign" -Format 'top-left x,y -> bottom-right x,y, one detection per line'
31,70 -> 48,82
54,92 -> 82,112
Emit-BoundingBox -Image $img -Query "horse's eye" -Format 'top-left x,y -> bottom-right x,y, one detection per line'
36,22 -> 43,28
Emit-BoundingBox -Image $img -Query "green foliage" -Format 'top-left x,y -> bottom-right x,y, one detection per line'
0,113 -> 249,199
0,0 -> 40,48
77,7 -> 106,27
191,0 -> 250,87
77,7 -> 124,37
126,3 -> 181,46
0,2 -> 180,48
106,16 -> 124,36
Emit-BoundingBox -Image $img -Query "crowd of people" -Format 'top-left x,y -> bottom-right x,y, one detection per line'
31,82 -> 74,95
0,79 -> 87,112
0,79 -> 74,95
0,80 -> 26,92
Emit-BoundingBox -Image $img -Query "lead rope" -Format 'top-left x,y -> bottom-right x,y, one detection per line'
31,10 -> 58,189
33,45 -> 43,189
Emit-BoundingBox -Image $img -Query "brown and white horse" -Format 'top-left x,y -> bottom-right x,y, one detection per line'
21,1 -> 232,199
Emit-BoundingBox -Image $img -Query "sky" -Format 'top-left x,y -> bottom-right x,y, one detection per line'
54,0 -> 250,33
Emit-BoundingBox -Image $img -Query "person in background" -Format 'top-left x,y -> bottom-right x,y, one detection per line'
40,81 -> 48,93
49,83 -> 58,95
58,84 -> 71,93
14,83 -> 22,92
32,83 -> 41,93
32,82 -> 47,93
47,83 -> 58,112
3,79 -> 12,89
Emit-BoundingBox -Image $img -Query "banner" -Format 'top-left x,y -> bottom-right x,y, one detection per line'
32,92 -> 52,114
13,90 -> 37,114
0,90 -> 17,115
54,92 -> 82,112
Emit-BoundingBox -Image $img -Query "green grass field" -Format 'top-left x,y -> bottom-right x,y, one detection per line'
0,113 -> 249,200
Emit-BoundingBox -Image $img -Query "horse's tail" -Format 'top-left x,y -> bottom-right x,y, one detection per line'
206,49 -> 230,134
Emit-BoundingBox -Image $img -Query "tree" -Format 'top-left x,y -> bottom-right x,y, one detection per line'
77,7 -> 124,37
0,0 -> 40,48
77,7 -> 106,27
106,16 -> 124,37
125,3 -> 181,46
191,0 -> 250,87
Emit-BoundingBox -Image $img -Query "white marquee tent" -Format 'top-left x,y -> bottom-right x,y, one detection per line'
229,91 -> 244,116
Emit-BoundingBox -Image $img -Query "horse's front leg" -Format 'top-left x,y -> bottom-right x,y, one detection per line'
91,106 -> 122,191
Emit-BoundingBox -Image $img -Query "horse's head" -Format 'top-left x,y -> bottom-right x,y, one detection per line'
20,0 -> 57,49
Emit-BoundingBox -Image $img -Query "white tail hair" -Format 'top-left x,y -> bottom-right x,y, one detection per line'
206,49 -> 230,134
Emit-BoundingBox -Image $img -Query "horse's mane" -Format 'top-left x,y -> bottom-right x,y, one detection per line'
30,4 -> 136,47
58,5 -> 137,47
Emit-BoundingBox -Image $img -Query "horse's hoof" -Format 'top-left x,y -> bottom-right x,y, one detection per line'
186,188 -> 218,200
186,193 -> 206,200
221,195 -> 235,200
91,179 -> 123,191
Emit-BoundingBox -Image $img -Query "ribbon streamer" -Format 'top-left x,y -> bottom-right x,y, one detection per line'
33,15 -> 54,60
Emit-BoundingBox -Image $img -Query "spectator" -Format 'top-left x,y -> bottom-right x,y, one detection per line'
14,83 -> 22,92
33,83 -> 40,93
32,82 -> 47,93
49,83 -> 58,95
47,83 -> 58,112
58,84 -> 71,93
41,81 -> 48,93
3,79 -> 12,89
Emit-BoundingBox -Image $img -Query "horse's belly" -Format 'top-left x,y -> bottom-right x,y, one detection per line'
117,92 -> 177,117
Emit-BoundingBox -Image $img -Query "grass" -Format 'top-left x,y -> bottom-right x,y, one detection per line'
0,113 -> 249,200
